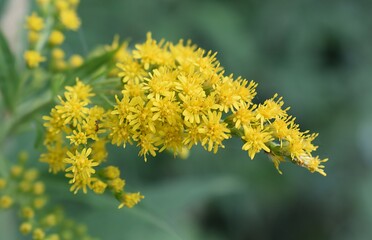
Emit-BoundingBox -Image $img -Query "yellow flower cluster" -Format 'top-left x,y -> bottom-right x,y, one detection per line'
108,33 -> 328,175
0,153 -> 95,239
41,78 -> 144,207
41,32 -> 327,209
24,0 -> 83,69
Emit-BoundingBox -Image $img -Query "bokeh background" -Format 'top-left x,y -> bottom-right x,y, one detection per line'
2,0 -> 372,239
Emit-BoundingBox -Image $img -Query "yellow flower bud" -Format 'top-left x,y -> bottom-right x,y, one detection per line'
54,60 -> 67,71
103,166 -> 120,179
108,178 -> 125,193
22,207 -> 35,219
19,222 -> 33,235
43,214 -> 57,227
91,180 -> 107,194
51,48 -> 65,59
49,30 -> 65,46
24,50 -> 46,68
59,10 -> 81,31
0,195 -> 13,208
69,54 -> 84,68
33,197 -> 47,209
55,0 -> 69,11
33,228 -> 45,240
118,192 -> 144,209
11,165 -> 23,177
24,168 -> 39,181
19,180 -> 32,192
26,12 -> 44,32
33,181 -> 45,195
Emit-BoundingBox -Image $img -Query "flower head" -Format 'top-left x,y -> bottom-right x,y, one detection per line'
64,148 -> 99,194
49,30 -> 65,45
242,126 -> 273,159
60,9 -> 81,30
26,12 -> 44,31
24,51 -> 45,68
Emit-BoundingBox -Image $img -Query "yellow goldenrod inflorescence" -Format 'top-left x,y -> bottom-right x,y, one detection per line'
0,154 -> 96,239
24,0 -> 83,69
40,31 -> 328,211
0,0 -> 330,238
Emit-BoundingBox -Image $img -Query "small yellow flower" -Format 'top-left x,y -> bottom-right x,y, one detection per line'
56,93 -> 89,127
51,48 -> 65,59
33,197 -> 47,209
256,94 -> 289,128
295,154 -> 328,176
23,168 -> 39,181
199,111 -> 231,153
242,126 -> 273,159
42,214 -> 57,227
69,54 -> 84,68
24,50 -> 46,68
103,166 -> 120,179
65,79 -> 95,102
66,125 -> 88,145
91,179 -> 107,194
232,103 -> 257,129
11,165 -> 23,177
108,178 -> 125,193
64,148 -> 99,194
49,30 -> 65,45
22,207 -> 35,219
19,222 -> 33,235
60,10 -> 81,31
54,60 -> 67,71
118,192 -> 144,209
19,180 -> 32,192
33,181 -> 45,195
117,60 -> 147,83
26,12 -> 44,31
55,0 -> 69,11
0,195 -> 13,208
33,228 -> 45,240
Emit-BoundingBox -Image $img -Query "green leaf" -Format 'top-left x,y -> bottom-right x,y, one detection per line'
0,30 -> 20,112
65,49 -> 117,85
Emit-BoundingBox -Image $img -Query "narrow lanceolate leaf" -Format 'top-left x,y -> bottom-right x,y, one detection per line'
65,49 -> 117,85
0,30 -> 20,112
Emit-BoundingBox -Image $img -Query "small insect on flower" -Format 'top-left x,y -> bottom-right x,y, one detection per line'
95,120 -> 100,132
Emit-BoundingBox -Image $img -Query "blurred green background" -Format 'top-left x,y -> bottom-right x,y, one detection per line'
3,0 -> 372,239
